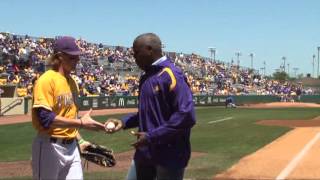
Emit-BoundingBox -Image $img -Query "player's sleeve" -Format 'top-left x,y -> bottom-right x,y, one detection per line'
146,69 -> 196,145
33,77 -> 55,111
122,112 -> 139,129
36,107 -> 56,129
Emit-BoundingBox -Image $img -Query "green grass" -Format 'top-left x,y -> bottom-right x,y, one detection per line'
0,107 -> 319,179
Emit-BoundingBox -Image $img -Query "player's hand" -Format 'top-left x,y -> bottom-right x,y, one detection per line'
80,109 -> 105,131
104,118 -> 123,133
78,140 -> 91,153
131,131 -> 148,148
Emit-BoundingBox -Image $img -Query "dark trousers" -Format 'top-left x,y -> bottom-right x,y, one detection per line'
127,160 -> 185,180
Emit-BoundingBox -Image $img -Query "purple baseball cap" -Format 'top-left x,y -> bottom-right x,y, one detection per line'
53,36 -> 81,56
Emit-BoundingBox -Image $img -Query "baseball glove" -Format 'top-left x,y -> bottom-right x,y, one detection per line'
80,143 -> 116,167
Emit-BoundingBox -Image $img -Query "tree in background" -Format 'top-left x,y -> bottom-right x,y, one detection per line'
273,71 -> 289,83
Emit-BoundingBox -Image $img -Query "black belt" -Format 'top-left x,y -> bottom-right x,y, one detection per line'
50,137 -> 75,145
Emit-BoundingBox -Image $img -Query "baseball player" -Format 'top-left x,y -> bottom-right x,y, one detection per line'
225,94 -> 236,108
31,36 -> 106,180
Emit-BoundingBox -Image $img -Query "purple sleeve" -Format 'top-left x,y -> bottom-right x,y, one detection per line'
36,107 -> 56,129
122,113 -> 139,129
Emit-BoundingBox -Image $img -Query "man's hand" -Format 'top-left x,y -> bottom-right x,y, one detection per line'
78,140 -> 91,153
80,109 -> 105,131
104,118 -> 123,133
131,132 -> 149,148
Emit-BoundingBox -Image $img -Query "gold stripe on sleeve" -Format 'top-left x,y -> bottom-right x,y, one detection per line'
158,67 -> 177,91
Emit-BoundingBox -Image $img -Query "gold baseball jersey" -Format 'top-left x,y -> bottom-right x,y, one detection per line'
32,70 -> 79,138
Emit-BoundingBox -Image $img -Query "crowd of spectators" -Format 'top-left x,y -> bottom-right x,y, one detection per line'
0,32 -> 315,98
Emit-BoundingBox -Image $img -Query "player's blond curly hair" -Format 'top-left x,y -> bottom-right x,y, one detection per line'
47,53 -> 62,71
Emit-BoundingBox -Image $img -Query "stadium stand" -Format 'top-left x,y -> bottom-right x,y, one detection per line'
0,32 -> 316,99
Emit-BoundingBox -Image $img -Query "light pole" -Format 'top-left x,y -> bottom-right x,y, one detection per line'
249,53 -> 254,70
293,67 -> 299,78
318,47 -> 320,78
282,56 -> 286,72
235,51 -> 241,68
287,63 -> 290,76
263,61 -> 266,76
208,47 -> 216,62
312,54 -> 316,78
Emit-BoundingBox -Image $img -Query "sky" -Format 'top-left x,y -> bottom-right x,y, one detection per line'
1,0 -> 320,76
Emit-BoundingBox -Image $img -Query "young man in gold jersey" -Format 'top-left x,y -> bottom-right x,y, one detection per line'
31,36 -> 105,180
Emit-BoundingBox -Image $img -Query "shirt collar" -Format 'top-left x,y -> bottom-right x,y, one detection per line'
152,56 -> 167,66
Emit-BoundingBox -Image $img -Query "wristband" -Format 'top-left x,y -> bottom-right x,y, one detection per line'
78,138 -> 85,145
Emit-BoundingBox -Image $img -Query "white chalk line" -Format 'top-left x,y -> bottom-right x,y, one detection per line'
276,132 -> 320,180
208,117 -> 233,124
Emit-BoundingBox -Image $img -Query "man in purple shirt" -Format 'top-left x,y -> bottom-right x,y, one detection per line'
106,33 -> 196,180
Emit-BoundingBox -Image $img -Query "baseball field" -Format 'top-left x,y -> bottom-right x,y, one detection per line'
1,106 -> 320,179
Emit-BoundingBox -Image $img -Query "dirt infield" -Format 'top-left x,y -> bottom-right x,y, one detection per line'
243,102 -> 320,108
215,102 -> 320,180
257,117 -> 320,128
215,127 -> 320,180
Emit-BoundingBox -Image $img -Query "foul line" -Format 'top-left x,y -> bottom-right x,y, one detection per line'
208,117 -> 233,124
276,132 -> 320,180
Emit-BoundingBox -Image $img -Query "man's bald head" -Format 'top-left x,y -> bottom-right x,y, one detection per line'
133,33 -> 162,54
132,33 -> 163,71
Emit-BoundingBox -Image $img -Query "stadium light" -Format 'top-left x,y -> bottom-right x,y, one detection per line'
249,53 -> 254,70
312,54 -> 316,78
235,51 -> 241,67
230,58 -> 234,66
208,47 -> 216,62
263,61 -> 266,76
282,56 -> 286,72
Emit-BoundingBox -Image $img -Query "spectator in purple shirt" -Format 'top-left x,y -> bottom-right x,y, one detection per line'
105,33 -> 196,180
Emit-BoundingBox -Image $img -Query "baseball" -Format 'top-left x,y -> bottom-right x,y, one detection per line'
106,122 -> 115,129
